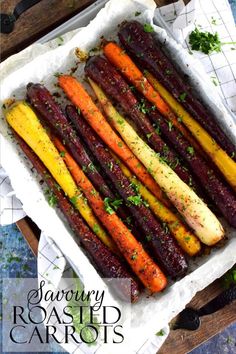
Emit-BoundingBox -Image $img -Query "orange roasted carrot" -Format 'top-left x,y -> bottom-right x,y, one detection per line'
103,42 -> 202,154
53,136 -> 167,293
58,75 -> 169,206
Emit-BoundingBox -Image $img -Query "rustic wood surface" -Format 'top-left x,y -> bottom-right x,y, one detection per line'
1,0 -> 234,353
0,0 -> 95,60
0,0 -> 181,60
159,281 -> 236,354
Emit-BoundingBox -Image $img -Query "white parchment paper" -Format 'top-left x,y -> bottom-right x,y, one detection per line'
0,0 -> 236,352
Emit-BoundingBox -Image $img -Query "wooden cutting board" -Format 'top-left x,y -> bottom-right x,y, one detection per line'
1,0 -> 235,353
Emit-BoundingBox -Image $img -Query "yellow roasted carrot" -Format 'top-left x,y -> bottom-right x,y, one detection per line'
146,72 -> 236,191
116,157 -> 201,256
90,80 -> 224,246
5,101 -> 111,247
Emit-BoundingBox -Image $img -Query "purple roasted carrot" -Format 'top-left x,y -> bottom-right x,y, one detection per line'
66,104 -> 188,278
142,97 -> 236,227
14,131 -> 140,303
118,20 -> 236,161
85,55 -> 202,194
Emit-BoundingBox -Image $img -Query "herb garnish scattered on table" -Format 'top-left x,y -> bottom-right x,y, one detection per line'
189,27 -> 236,54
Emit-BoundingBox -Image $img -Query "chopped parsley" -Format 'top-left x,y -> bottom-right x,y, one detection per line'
143,23 -> 154,33
45,189 -> 57,207
137,99 -> 149,114
168,121 -> 173,131
179,92 -> 187,102
88,162 -> 96,172
59,151 -> 66,157
70,195 -> 78,206
165,69 -> 172,75
156,329 -> 165,336
135,11 -> 141,16
186,146 -> 195,155
127,195 -> 143,206
108,161 -> 113,171
146,132 -> 153,140
189,27 -> 236,54
104,197 -> 123,214
93,224 -> 100,233
131,250 -> 138,260
117,141 -> 123,147
77,107 -> 81,114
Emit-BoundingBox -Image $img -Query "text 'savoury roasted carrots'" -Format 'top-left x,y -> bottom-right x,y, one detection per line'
58,75 -> 169,206
66,104 -> 188,277
146,72 -> 236,192
5,101 -> 111,247
86,83 -> 224,246
103,41 -> 202,156
85,56 -> 203,197
14,132 -> 140,303
118,20 -> 236,161
5,101 -> 167,293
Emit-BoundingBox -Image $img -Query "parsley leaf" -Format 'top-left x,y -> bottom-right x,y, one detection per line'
104,197 -> 123,214
179,92 -> 187,102
188,27 -> 236,54
127,195 -> 143,206
186,146 -> 195,155
143,23 -> 154,33
45,189 -> 57,207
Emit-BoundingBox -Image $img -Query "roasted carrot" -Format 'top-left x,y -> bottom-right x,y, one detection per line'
118,20 -> 236,161
146,72 -> 236,192
6,102 -> 166,292
51,137 -> 168,292
52,137 -> 120,253
85,56 -> 204,197
27,83 -> 114,199
88,83 -> 224,246
58,75 -> 168,205
66,105 -> 188,277
14,132 -> 140,303
116,157 -> 201,256
5,101 -> 110,248
103,42 -> 202,155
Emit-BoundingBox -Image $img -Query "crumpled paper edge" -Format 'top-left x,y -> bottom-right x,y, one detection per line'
0,0 -> 236,351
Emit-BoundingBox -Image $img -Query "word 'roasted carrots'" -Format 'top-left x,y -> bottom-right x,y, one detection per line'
52,137 -> 168,292
103,42 -> 201,155
58,75 -> 168,206
89,82 -> 224,246
5,101 -> 109,247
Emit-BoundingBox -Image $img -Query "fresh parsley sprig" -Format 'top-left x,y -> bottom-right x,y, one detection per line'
189,27 -> 236,55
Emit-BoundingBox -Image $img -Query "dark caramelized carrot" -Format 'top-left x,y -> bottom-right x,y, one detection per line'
13,132 -> 141,302
27,83 -> 114,199
66,104 -> 188,278
85,56 -> 202,194
118,20 -> 236,161
58,75 -> 169,205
